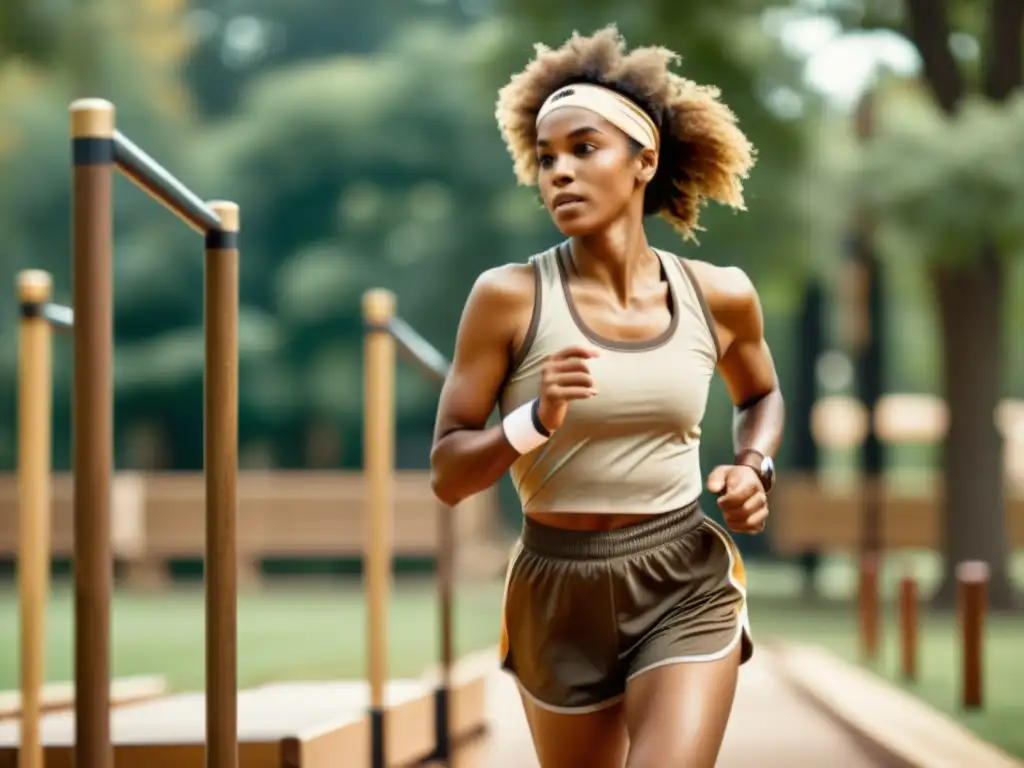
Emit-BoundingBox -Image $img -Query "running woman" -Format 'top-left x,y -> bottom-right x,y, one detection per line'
430,26 -> 784,768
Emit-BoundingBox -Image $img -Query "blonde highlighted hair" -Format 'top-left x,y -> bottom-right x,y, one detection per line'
495,25 -> 756,239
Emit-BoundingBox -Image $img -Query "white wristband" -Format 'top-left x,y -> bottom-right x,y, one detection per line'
502,398 -> 551,455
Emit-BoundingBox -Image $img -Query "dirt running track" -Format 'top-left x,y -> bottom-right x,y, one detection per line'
449,646 -> 891,767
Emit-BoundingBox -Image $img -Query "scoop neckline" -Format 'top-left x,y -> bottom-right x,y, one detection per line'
555,242 -> 679,352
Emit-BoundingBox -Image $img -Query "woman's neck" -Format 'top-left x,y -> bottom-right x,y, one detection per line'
569,215 -> 656,307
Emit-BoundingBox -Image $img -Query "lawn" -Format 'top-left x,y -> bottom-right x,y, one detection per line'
0,579 -> 508,690
1,552 -> 1021,757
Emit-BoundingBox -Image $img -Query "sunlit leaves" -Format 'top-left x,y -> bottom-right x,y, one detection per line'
857,86 -> 1024,264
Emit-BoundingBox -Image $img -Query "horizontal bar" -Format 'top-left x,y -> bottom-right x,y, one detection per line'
113,132 -> 221,234
43,303 -> 74,331
386,317 -> 450,384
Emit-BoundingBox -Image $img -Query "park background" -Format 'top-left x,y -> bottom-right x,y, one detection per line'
1,0 -> 1023,760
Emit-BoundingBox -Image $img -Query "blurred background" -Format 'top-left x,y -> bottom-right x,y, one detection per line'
0,0 -> 1022,760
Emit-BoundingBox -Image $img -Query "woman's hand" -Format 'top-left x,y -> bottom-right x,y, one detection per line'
706,465 -> 768,534
535,345 -> 601,431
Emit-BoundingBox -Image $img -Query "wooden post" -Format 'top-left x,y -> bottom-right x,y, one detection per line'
897,572 -> 918,681
858,551 -> 880,662
70,97 -> 116,768
957,561 -> 988,710
16,270 -> 54,768
204,201 -> 240,768
363,288 -> 396,768
435,499 -> 455,761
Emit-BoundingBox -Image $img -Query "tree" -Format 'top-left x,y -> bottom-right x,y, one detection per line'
839,0 -> 1024,609
188,21 -> 563,467
0,0 -> 58,65
182,0 -> 479,118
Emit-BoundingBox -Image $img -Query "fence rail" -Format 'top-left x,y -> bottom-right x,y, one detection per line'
40,303 -> 73,331
387,316 -> 451,384
112,131 -> 223,234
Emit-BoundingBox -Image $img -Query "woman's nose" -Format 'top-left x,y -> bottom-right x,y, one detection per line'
551,158 -> 575,186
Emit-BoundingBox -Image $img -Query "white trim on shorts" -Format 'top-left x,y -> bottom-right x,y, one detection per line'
512,676 -> 625,714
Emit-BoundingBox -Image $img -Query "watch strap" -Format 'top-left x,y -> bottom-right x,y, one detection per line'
734,449 -> 770,492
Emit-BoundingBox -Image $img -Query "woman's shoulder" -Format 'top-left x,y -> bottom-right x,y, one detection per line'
670,256 -> 758,318
460,260 -> 538,333
469,261 -> 536,306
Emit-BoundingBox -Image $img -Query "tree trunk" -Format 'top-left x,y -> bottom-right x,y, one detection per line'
930,247 -> 1019,610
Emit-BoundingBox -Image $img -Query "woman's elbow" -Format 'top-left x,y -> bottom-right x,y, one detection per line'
430,471 -> 460,508
429,448 -> 463,508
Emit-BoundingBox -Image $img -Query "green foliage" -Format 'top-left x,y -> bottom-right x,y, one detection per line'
0,0 -> 59,65
184,0 -> 480,118
4,0 -> 1020,479
857,85 -> 1024,265
193,22 -> 547,446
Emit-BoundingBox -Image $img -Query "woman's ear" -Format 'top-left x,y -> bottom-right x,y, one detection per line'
636,146 -> 658,184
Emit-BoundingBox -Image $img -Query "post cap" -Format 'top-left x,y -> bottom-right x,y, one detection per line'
955,561 -> 990,584
69,98 -> 115,139
16,270 -> 52,304
362,289 -> 396,324
207,200 -> 240,232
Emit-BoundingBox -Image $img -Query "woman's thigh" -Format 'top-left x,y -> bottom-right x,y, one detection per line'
520,694 -> 628,768
623,642 -> 742,768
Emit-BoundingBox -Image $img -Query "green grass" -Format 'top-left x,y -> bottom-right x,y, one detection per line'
0,579 -> 506,690
855,612 -> 1024,759
1,554 -> 1022,758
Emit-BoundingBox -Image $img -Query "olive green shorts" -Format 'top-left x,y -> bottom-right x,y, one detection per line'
499,501 -> 753,713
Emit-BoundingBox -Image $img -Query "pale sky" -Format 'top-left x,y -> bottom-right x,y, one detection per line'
771,12 -> 923,111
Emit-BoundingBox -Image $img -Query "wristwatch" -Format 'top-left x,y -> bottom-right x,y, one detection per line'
734,449 -> 775,494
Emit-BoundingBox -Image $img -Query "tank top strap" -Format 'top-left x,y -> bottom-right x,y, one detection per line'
507,245 -> 575,379
530,244 -> 563,298
655,249 -> 722,363
529,243 -> 577,332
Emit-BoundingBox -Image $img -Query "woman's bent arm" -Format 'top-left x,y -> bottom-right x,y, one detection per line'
686,260 -> 785,457
430,264 -> 535,507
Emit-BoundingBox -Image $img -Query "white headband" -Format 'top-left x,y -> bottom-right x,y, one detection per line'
536,83 -> 659,150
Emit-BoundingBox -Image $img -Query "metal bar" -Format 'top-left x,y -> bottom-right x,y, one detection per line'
70,97 -> 115,768
204,202 -> 240,768
42,303 -> 74,331
386,317 -> 450,383
113,131 -> 221,234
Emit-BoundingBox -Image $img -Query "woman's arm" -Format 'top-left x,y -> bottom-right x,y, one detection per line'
429,264 -> 535,507
685,260 -> 785,532
710,269 -> 784,460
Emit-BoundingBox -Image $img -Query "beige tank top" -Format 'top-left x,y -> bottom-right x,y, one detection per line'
498,243 -> 721,515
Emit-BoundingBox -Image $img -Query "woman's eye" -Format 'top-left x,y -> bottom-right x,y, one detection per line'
574,143 -> 596,156
537,154 -> 554,169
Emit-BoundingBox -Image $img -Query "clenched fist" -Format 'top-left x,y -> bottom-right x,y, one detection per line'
706,465 -> 768,534
535,345 -> 600,432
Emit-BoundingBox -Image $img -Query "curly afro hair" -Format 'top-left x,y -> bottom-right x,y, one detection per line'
496,25 -> 756,240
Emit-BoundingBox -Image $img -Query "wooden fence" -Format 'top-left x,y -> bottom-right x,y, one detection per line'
771,472 -> 1024,554
0,470 -> 503,587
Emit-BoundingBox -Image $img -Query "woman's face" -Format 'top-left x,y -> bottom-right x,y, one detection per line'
535,106 -> 651,236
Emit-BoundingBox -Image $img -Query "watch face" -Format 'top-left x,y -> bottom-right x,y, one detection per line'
760,456 -> 775,490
